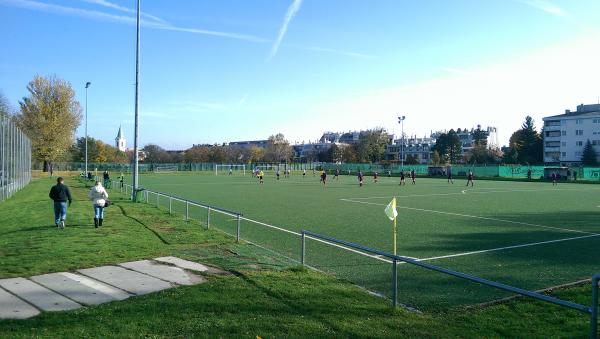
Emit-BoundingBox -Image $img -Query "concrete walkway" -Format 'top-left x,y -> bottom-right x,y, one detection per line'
0,257 -> 227,320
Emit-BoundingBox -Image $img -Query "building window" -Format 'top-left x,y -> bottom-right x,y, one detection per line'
594,119 -> 599,123
562,152 -> 566,156
576,130 -> 583,135
561,141 -> 566,147
561,131 -> 566,136
575,151 -> 583,156
576,119 -> 583,124
576,141 -> 583,146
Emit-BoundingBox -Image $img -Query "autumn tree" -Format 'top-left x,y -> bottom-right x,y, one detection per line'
265,133 -> 293,163
16,75 -> 82,171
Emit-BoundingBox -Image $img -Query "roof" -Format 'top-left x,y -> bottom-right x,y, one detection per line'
116,125 -> 124,139
544,104 -> 600,119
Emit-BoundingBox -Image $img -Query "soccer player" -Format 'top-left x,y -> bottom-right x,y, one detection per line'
321,170 -> 327,185
335,168 -> 340,180
303,169 -> 306,178
527,168 -> 532,181
259,170 -> 264,184
399,171 -> 405,186
447,167 -> 453,184
411,169 -> 416,185
551,172 -> 557,186
373,171 -> 379,183
312,169 -> 316,176
276,169 -> 280,180
358,170 -> 364,187
228,167 -> 233,176
286,169 -> 290,178
388,170 -> 392,177
466,170 -> 474,187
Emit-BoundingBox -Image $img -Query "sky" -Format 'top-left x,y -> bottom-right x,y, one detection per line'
1,0 -> 600,150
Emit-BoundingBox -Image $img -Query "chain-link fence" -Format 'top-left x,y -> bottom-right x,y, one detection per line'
0,115 -> 32,202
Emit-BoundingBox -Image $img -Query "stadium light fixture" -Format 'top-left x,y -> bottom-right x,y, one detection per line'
85,82 -> 91,178
398,116 -> 406,170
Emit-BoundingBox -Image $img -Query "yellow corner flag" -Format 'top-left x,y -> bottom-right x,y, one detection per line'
384,197 -> 399,255
384,197 -> 398,221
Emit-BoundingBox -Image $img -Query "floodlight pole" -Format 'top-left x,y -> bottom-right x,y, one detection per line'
132,0 -> 141,200
85,82 -> 91,177
398,116 -> 406,171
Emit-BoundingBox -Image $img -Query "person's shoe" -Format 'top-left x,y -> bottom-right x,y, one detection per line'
60,220 -> 65,229
99,219 -> 103,226
94,218 -> 98,228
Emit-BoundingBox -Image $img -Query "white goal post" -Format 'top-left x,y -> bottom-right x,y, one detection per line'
154,165 -> 178,173
215,164 -> 246,176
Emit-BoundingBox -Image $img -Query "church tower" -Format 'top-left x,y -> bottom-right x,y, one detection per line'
115,125 -> 126,152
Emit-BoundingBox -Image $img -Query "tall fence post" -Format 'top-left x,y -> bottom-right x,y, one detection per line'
145,190 -> 148,203
156,192 -> 159,207
236,214 -> 241,242
207,207 -> 211,229
592,274 -> 599,339
392,258 -> 398,308
301,231 -> 306,266
185,201 -> 189,221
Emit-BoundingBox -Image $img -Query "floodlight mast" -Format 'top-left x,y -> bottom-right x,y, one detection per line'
85,82 -> 91,178
398,116 -> 406,170
132,0 -> 141,200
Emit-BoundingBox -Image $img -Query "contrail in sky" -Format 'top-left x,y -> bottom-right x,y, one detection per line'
266,0 -> 303,62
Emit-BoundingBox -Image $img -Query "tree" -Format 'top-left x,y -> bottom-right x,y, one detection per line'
515,116 -> 543,164
0,91 -> 11,117
432,130 -> 462,164
71,137 -> 100,162
581,140 -> 598,166
184,145 -> 211,163
356,129 -> 391,162
472,126 -> 489,147
142,144 -> 169,163
405,154 -> 419,165
327,144 -> 345,163
469,144 -> 494,164
16,75 -> 82,171
430,150 -> 442,165
265,133 -> 293,163
341,145 -> 358,163
246,146 -> 265,163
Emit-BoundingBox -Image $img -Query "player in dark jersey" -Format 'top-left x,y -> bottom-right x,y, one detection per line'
321,170 -> 327,185
411,169 -> 416,184
358,171 -> 364,187
335,169 -> 340,180
373,172 -> 379,183
466,170 -> 474,187
447,167 -> 453,184
399,171 -> 405,186
551,172 -> 557,186
276,170 -> 280,180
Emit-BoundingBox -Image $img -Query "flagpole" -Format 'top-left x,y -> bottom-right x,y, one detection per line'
393,216 -> 397,255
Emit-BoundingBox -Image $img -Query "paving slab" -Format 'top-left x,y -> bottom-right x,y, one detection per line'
78,266 -> 173,295
119,260 -> 205,286
154,256 -> 230,275
0,286 -> 40,319
0,278 -> 81,312
31,272 -> 130,305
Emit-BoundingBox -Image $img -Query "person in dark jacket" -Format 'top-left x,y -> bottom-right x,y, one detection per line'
49,177 -> 72,229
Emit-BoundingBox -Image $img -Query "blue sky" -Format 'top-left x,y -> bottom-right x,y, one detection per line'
1,0 -> 600,149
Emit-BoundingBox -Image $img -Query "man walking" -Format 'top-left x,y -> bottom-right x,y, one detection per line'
49,177 -> 72,229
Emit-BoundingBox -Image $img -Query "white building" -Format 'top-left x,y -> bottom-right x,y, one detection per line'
115,125 -> 126,152
542,103 -> 600,165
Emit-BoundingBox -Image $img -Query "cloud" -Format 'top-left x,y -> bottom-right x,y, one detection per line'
81,0 -> 168,25
0,0 -> 269,43
267,0 -> 303,61
518,0 -> 566,16
285,33 -> 600,146
291,45 -> 377,59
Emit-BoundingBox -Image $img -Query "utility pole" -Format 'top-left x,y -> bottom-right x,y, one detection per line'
398,116 -> 406,170
132,0 -> 141,200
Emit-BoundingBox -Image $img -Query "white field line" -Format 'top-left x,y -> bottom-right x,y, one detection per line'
340,199 -> 598,235
347,187 -> 600,201
240,217 -> 302,236
412,233 -> 600,263
305,235 -> 393,264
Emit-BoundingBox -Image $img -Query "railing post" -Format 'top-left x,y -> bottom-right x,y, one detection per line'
156,192 -> 159,207
145,191 -> 148,203
301,231 -> 306,266
392,258 -> 398,308
207,207 -> 211,229
185,201 -> 189,221
592,274 -> 599,339
236,214 -> 241,242
169,196 -> 172,215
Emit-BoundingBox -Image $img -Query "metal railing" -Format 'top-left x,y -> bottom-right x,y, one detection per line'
301,230 -> 599,339
0,115 -> 32,202
115,182 -> 598,337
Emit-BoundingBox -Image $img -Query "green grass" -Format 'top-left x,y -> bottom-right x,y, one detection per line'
134,172 -> 600,310
0,176 -> 598,338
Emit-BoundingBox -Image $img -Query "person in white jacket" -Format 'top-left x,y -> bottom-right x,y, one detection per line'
89,181 -> 108,228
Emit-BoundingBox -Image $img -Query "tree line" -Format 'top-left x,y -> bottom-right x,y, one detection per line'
2,75 -> 598,168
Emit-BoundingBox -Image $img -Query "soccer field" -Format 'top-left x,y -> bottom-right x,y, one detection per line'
134,172 -> 600,310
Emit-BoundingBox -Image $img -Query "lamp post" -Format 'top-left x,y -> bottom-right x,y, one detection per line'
398,116 -> 405,170
85,82 -> 91,178
132,0 -> 141,200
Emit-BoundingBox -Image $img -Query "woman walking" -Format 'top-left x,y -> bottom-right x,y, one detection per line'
89,181 -> 109,228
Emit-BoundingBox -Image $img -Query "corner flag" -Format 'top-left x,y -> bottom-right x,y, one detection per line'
384,197 -> 399,255
384,197 -> 398,221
